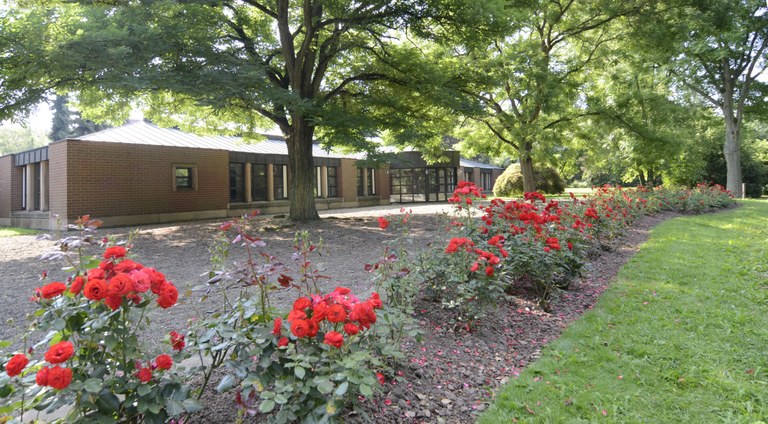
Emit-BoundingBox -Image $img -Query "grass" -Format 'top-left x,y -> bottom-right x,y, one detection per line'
480,200 -> 768,423
0,227 -> 40,237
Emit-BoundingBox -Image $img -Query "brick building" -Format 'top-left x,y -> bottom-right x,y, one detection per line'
0,121 -> 501,230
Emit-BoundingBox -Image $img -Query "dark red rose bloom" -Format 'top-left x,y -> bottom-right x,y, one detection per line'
277,337 -> 289,347
69,276 -> 85,295
323,331 -> 344,349
107,274 -> 133,297
169,331 -> 185,351
155,354 -> 173,370
368,293 -> 383,309
44,341 -> 74,364
5,353 -> 29,377
311,301 -> 328,322
287,309 -> 307,322
83,279 -> 108,301
35,366 -> 49,386
114,259 -> 140,274
350,302 -> 377,330
292,297 -> 311,311
290,319 -> 310,338
87,268 -> 105,280
39,282 -> 66,299
377,216 -> 390,230
105,295 -> 123,310
376,372 -> 386,385
272,318 -> 282,336
334,286 -> 351,296
103,246 -> 127,260
485,266 -> 495,277
343,323 -> 359,336
326,304 -> 347,323
47,366 -> 72,390
157,284 -> 178,309
306,319 -> 319,337
137,367 -> 152,383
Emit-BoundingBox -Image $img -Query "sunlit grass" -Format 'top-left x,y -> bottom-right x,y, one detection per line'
480,199 -> 768,423
0,227 -> 40,237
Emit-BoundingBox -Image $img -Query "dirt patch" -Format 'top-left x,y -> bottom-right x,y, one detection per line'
0,207 -> 678,423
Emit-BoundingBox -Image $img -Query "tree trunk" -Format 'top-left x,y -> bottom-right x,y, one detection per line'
286,118 -> 320,221
638,169 -> 646,187
723,114 -> 742,198
519,142 -> 536,193
647,166 -> 655,187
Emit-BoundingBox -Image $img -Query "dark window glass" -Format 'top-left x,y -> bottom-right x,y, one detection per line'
274,164 -> 286,200
175,167 -> 194,189
33,163 -> 41,210
252,164 -> 268,201
327,167 -> 338,197
229,163 -> 245,202
367,168 -> 375,195
357,167 -> 364,196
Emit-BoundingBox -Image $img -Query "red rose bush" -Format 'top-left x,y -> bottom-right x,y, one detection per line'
0,216 -> 198,423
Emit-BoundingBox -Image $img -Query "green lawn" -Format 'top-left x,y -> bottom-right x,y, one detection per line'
0,227 -> 40,237
480,200 -> 768,423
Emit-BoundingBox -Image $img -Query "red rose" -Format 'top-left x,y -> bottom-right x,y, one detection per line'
334,286 -> 351,296
376,372 -> 386,385
323,331 -> 344,349
83,279 -> 108,301
485,266 -> 494,277
290,319 -> 310,338
105,295 -> 123,310
311,301 -> 329,322
39,282 -> 66,299
377,216 -> 390,230
47,366 -> 72,390
292,297 -> 311,311
44,341 -> 74,364
368,292 -> 383,309
107,274 -> 134,297
130,270 -> 151,293
277,337 -> 289,347
306,319 -> 319,337
69,276 -> 85,295
272,318 -> 282,336
169,331 -> 185,351
155,354 -> 173,370
36,366 -> 49,386
343,323 -> 359,336
103,246 -> 127,260
287,309 -> 307,322
114,259 -> 139,274
326,304 -> 347,323
137,367 -> 152,383
5,353 -> 29,377
157,284 -> 178,309
87,268 -> 105,280
350,302 -> 377,330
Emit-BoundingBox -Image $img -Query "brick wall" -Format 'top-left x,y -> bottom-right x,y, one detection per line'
0,155 -> 11,219
375,166 -> 391,199
339,159 -> 358,202
49,142 -> 68,220
60,141 -> 229,219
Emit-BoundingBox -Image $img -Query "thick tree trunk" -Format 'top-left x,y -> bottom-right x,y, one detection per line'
638,169 -> 646,187
519,142 -> 536,193
286,119 -> 320,221
723,114 -> 742,198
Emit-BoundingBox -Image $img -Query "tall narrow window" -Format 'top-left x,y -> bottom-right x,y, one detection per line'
357,167 -> 364,196
34,163 -> 41,210
251,164 -> 268,201
273,164 -> 287,200
481,172 -> 492,190
229,163 -> 245,202
327,167 -> 338,197
367,168 -> 375,195
21,165 -> 27,210
313,166 -> 322,198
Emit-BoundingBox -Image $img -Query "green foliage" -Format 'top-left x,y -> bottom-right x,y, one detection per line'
493,163 -> 566,197
480,200 -> 768,423
48,95 -> 111,141
0,125 -> 48,156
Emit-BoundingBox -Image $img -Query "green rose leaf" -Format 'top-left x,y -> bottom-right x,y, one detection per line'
83,378 -> 102,394
259,399 -> 276,414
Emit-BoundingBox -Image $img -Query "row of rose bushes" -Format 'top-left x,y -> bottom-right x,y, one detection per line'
0,183 -> 733,423
411,182 -> 734,323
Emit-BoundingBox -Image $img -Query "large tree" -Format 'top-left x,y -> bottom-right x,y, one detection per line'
453,0 -> 653,192
663,0 -> 768,197
2,0 -> 504,220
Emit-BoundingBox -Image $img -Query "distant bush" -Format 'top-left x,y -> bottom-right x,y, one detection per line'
493,163 -> 566,197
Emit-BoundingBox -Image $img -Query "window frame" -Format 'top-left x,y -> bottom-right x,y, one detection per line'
173,164 -> 198,192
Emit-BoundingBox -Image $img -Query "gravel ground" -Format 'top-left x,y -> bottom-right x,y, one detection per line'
0,203 -> 686,423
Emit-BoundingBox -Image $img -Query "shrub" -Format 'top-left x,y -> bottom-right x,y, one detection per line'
493,163 -> 566,197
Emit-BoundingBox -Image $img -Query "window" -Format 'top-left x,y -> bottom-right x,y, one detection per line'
229,163 -> 245,202
463,168 -> 474,183
274,164 -> 287,200
313,166 -> 322,198
481,172 -> 493,191
34,163 -> 41,210
21,165 -> 27,210
174,166 -> 195,190
367,168 -> 376,195
251,164 -> 268,201
327,167 -> 338,197
357,167 -> 364,196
